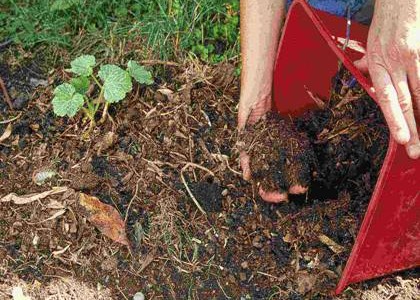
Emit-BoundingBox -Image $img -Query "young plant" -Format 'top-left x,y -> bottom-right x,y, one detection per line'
52,55 -> 153,134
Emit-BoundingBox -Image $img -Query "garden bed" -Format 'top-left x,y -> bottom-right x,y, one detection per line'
0,58 -> 418,299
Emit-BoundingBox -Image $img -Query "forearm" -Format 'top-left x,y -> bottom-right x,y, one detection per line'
239,0 -> 287,127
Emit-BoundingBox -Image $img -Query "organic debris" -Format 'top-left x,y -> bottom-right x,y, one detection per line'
1,60 -> 415,299
0,187 -> 68,205
319,234 -> 345,254
0,123 -> 12,142
79,193 -> 130,246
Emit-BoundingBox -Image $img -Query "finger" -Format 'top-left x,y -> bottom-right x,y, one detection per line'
406,60 -> 420,158
354,55 -> 369,74
391,71 -> 420,159
407,59 -> 420,116
258,186 -> 288,203
370,63 -> 410,144
239,151 -> 252,180
288,184 -> 308,195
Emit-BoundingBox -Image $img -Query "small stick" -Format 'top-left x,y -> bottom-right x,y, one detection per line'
124,179 -> 140,223
139,59 -> 180,67
181,163 -> 215,215
0,112 -> 22,124
0,76 -> 13,109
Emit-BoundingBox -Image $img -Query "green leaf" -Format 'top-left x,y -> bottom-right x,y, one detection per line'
52,83 -> 84,117
51,0 -> 78,11
69,55 -> 96,77
98,64 -> 132,103
70,76 -> 90,94
127,60 -> 154,85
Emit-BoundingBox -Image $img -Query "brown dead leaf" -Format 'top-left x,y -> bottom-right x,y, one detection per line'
79,193 -> 129,246
0,123 -> 12,143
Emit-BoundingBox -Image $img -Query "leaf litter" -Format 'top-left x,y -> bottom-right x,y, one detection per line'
79,193 -> 130,246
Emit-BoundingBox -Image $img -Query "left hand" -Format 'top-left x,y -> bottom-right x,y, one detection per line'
354,0 -> 420,159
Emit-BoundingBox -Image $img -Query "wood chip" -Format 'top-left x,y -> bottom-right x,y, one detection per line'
0,123 -> 12,143
318,234 -> 345,254
52,244 -> 70,256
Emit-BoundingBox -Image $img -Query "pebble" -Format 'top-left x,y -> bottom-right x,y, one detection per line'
239,272 -> 247,282
29,77 -> 48,88
133,292 -> 145,300
12,95 -> 29,110
240,261 -> 249,269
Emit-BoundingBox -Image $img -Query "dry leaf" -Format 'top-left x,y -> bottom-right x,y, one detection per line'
0,123 -> 12,143
139,251 -> 155,273
79,193 -> 129,246
1,187 -> 68,204
318,234 -> 345,254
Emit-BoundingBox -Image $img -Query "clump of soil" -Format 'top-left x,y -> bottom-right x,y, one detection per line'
298,69 -> 389,206
239,69 -> 388,207
239,113 -> 316,194
191,180 -> 223,212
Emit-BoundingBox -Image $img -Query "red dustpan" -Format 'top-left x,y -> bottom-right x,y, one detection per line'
272,0 -> 420,294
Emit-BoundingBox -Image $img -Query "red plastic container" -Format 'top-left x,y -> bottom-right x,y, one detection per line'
272,0 -> 420,294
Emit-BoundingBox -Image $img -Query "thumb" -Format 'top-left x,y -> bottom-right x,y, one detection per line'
354,55 -> 369,74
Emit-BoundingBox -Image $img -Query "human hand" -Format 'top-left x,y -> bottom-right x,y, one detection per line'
354,0 -> 420,159
238,95 -> 309,203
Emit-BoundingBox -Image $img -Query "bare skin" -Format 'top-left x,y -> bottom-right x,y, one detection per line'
239,0 -> 420,203
354,0 -> 420,159
238,0 -> 290,202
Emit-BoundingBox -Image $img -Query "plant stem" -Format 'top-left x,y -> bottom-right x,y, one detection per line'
99,102 -> 109,124
91,74 -> 103,89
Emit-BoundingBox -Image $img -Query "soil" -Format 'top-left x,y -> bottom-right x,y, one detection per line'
0,59 -> 419,300
239,113 -> 315,194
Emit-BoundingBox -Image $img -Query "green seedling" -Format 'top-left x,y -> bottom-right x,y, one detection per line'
52,55 -> 153,135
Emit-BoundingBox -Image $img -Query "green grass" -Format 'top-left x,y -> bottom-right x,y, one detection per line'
0,0 -> 239,63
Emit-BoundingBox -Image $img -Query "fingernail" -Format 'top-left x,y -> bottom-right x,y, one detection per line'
407,144 -> 420,159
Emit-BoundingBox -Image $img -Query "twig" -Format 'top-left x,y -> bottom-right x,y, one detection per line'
180,163 -> 215,215
116,285 -> 129,300
256,271 -> 286,281
139,59 -> 180,67
124,179 -> 140,223
0,112 -> 22,124
0,76 -> 13,110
